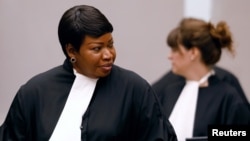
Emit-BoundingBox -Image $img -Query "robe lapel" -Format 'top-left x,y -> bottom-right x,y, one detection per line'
162,82 -> 185,118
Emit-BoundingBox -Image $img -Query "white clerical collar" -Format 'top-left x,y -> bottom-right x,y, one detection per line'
49,69 -> 98,141
169,70 -> 214,141
73,69 -> 98,89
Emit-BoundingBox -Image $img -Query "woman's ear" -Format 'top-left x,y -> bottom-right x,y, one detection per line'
65,44 -> 76,58
190,47 -> 200,61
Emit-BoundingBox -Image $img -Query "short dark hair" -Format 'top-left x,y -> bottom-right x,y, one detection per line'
58,5 -> 113,58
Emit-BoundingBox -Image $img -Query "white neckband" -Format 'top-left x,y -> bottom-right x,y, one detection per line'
169,70 -> 214,141
49,69 -> 98,141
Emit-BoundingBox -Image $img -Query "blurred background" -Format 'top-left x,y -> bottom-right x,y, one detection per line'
0,0 -> 249,124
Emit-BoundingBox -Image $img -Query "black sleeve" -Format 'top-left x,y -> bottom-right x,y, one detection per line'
0,87 -> 30,141
134,85 -> 177,141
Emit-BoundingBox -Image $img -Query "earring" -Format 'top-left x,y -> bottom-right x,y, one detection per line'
70,57 -> 76,63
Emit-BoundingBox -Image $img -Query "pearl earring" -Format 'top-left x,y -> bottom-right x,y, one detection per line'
70,57 -> 76,63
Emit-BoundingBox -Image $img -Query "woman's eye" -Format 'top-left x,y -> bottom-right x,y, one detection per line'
107,43 -> 114,48
92,47 -> 101,51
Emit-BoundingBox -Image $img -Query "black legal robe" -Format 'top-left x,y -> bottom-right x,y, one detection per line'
152,66 -> 250,137
152,66 -> 250,110
0,60 -> 177,141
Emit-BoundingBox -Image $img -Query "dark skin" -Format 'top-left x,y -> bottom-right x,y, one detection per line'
66,33 -> 116,78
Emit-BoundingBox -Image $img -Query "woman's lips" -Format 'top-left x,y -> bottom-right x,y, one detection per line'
100,64 -> 113,72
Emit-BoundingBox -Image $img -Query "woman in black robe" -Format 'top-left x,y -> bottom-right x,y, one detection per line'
152,18 -> 250,141
153,66 -> 250,110
0,5 -> 177,141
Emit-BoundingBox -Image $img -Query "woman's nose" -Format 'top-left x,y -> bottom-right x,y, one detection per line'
167,52 -> 172,60
103,49 -> 112,59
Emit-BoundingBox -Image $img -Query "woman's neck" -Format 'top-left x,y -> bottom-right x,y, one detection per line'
184,64 -> 213,81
